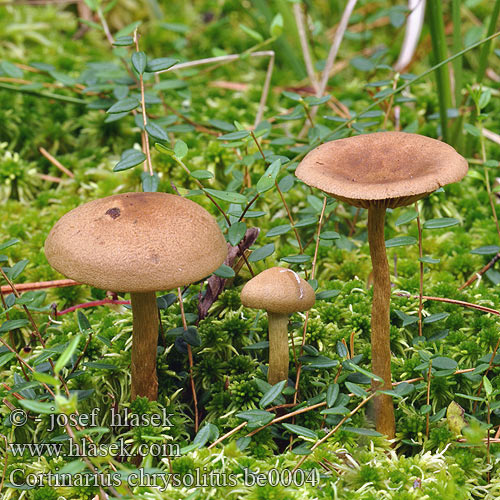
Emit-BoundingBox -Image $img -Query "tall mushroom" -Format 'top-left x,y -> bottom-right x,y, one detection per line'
44,192 -> 227,401
295,132 -> 467,438
241,267 -> 315,384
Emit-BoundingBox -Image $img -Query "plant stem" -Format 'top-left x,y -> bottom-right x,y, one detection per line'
367,205 -> 395,438
130,292 -> 159,401
451,0 -> 463,107
476,0 -> 500,83
427,0 -> 452,143
178,287 -> 199,432
425,360 -> 432,438
267,313 -> 290,385
133,30 -> 153,176
293,392 -> 377,472
415,202 -> 424,336
0,82 -> 86,104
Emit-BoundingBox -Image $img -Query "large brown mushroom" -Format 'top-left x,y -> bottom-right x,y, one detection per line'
45,192 -> 227,401
295,132 -> 468,438
241,267 -> 315,384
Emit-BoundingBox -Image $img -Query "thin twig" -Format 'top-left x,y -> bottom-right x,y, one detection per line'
133,30 -> 153,176
39,147 -> 74,178
293,3 -> 319,92
57,299 -> 130,316
415,202 -> 424,336
293,392 -> 376,472
425,360 -> 432,438
459,252 -> 500,290
0,279 -> 79,295
254,52 -> 275,127
395,292 -> 500,316
178,287 -> 199,432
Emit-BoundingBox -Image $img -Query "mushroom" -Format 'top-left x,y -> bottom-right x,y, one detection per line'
241,267 -> 315,385
44,192 -> 227,401
295,131 -> 468,438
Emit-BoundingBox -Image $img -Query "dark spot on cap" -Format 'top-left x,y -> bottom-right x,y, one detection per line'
105,207 -> 121,219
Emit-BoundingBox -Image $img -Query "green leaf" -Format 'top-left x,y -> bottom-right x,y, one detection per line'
343,427 -> 382,437
423,312 -> 449,324
419,256 -> 440,264
217,130 -> 250,141
183,327 -> 201,347
114,149 -> 146,171
193,423 -> 219,448
423,218 -> 460,229
432,356 -> 458,370
345,382 -> 368,397
395,310 -> 419,327
292,443 -> 313,455
326,383 -> 339,407
236,436 -> 251,451
395,209 -> 418,226
228,222 -> 247,246
242,341 -> 269,351
213,264 -> 235,279
146,57 -> 178,72
54,335 -> 81,374
281,255 -> 311,264
282,90 -> 302,102
464,123 -> 481,136
32,372 -> 60,387
236,409 -> 274,427
146,122 -> 168,142
0,238 -> 19,251
239,23 -> 263,42
321,405 -> 350,415
483,375 -> 493,398
204,188 -> 247,204
174,140 -> 188,159
316,289 -> 341,300
266,224 -> 291,237
107,97 -> 139,114
5,259 -> 28,280
0,319 -> 29,333
1,61 -> 23,78
131,51 -> 147,74
248,243 -> 275,262
256,159 -> 281,193
299,355 -> 338,369
191,170 -> 213,180
115,21 -> 142,37
345,361 -> 384,383
471,245 -> 500,255
19,400 -> 55,414
270,13 -> 284,37
141,172 -> 159,192
260,380 -> 287,408
385,236 -> 417,248
77,311 -> 91,333
112,36 -> 134,46
282,423 -> 317,440
319,231 -> 340,240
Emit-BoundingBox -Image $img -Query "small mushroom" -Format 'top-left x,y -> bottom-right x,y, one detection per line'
44,192 -> 227,401
296,132 -> 468,438
241,267 -> 315,385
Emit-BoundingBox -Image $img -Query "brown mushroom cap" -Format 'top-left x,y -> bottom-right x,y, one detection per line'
44,192 -> 228,293
295,132 -> 468,208
241,267 -> 315,314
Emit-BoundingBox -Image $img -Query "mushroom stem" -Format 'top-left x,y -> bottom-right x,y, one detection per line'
267,312 -> 290,385
130,292 -> 159,401
367,205 -> 395,439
